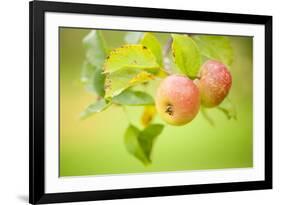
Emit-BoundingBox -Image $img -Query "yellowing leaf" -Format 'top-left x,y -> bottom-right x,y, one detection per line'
103,44 -> 162,98
104,68 -> 155,98
104,45 -> 159,74
141,33 -> 163,66
128,71 -> 155,84
141,106 -> 156,127
156,68 -> 169,78
172,34 -> 201,78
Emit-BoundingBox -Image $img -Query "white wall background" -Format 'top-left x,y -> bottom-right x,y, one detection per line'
0,0 -> 279,204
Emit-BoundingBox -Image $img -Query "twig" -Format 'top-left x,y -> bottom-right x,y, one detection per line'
163,37 -> 172,57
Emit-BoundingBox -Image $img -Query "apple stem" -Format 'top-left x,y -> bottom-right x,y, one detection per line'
162,38 -> 173,75
163,37 -> 172,57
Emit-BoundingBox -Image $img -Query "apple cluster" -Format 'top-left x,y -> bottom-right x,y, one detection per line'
155,60 -> 232,126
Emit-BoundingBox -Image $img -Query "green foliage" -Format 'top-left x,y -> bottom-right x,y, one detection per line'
217,97 -> 237,120
138,124 -> 164,161
192,35 -> 233,66
81,61 -> 96,93
124,32 -> 143,44
82,30 -> 108,96
124,124 -> 164,165
81,61 -> 95,84
112,89 -> 154,106
80,99 -> 111,119
81,61 -> 105,97
83,30 -> 108,68
172,34 -> 201,78
80,30 -> 238,166
92,68 -> 106,97
140,33 -> 163,66
124,125 -> 149,165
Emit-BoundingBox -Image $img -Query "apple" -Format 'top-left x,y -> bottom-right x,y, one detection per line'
197,60 -> 232,108
155,75 -> 200,126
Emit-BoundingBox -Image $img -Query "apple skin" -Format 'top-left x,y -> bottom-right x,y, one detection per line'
196,60 -> 232,108
155,75 -> 200,126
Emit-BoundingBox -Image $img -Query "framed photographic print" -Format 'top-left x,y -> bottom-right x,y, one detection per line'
29,0 -> 272,204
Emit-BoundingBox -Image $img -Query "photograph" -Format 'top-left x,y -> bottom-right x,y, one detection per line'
29,1 -> 272,203
59,28 -> 253,177
0,0 -> 277,203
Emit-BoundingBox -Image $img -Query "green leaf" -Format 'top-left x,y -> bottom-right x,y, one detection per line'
105,68 -> 155,98
80,99 -> 111,119
124,125 -> 150,165
113,89 -> 154,106
217,97 -> 237,120
141,33 -> 163,66
124,124 -> 164,165
81,62 -> 105,97
104,45 -> 159,74
81,61 -> 95,83
82,31 -> 108,96
138,124 -> 164,160
192,35 -> 233,66
124,32 -> 143,44
172,34 -> 201,78
92,68 -> 105,97
83,30 -> 108,68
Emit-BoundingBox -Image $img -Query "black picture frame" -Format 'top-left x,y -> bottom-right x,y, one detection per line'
29,0 -> 272,204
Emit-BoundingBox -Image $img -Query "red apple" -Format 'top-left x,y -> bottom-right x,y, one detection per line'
155,75 -> 200,126
197,60 -> 232,108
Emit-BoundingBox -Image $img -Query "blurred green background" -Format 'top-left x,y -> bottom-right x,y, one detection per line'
59,28 -> 253,177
